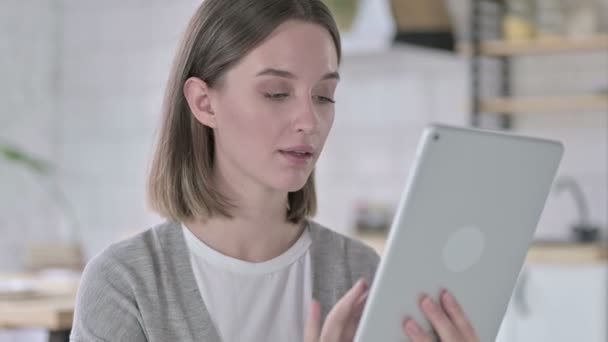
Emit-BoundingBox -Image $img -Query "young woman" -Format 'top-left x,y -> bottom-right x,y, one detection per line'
71,1 -> 479,341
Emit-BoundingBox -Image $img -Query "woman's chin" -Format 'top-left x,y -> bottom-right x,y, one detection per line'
285,180 -> 308,192
274,175 -> 309,192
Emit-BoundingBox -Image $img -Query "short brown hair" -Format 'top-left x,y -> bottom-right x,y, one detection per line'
147,0 -> 341,224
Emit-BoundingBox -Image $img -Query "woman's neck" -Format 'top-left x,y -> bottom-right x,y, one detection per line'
186,162 -> 307,262
184,213 -> 305,263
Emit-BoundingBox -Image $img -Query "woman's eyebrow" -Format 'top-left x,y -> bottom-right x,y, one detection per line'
256,68 -> 340,81
321,71 -> 340,81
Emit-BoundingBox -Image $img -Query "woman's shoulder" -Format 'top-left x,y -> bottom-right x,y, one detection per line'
307,219 -> 380,267
82,221 -> 182,281
72,222 -> 181,341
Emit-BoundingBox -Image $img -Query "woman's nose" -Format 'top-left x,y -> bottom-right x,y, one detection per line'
294,99 -> 320,134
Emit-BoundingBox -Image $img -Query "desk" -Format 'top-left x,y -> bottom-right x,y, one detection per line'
0,273 -> 78,342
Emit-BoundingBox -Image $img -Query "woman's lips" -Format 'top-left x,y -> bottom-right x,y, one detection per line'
279,150 -> 314,166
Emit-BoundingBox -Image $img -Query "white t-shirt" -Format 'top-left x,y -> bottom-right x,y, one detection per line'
182,224 -> 312,342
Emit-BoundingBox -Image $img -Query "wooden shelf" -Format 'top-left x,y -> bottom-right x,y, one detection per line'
527,242 -> 608,264
479,95 -> 608,114
354,234 -> 608,264
458,34 -> 608,57
481,34 -> 608,57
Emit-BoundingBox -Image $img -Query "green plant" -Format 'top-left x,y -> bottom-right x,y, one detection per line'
1,141 -> 79,241
1,143 -> 51,175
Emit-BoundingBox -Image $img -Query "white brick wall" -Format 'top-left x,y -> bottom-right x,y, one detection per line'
1,0 -> 201,273
0,0 -> 61,271
56,1 -> 201,258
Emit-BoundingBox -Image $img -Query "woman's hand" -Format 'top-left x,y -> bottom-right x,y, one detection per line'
304,279 -> 369,342
305,282 -> 479,342
403,290 -> 480,342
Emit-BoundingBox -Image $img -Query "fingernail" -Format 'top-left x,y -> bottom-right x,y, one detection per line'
404,319 -> 422,335
421,295 -> 434,311
356,289 -> 370,305
355,279 -> 367,296
309,300 -> 321,320
443,290 -> 455,305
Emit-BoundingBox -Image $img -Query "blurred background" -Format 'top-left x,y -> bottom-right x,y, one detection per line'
0,0 -> 606,341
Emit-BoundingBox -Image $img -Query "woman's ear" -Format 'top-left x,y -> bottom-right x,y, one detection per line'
183,77 -> 217,128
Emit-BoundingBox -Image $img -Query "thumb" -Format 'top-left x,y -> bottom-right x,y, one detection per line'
304,300 -> 321,342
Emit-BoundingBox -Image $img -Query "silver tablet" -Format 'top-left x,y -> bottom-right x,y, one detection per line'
354,124 -> 563,342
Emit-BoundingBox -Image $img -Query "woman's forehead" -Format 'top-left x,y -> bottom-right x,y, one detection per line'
232,20 -> 339,80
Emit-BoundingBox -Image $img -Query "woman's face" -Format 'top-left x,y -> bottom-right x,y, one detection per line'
207,20 -> 339,193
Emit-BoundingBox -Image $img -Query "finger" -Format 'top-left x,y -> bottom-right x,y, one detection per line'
419,294 -> 462,341
328,279 -> 368,324
403,318 -> 433,342
354,289 -> 369,312
440,290 -> 479,342
343,289 -> 370,340
304,300 -> 321,342
321,279 -> 368,341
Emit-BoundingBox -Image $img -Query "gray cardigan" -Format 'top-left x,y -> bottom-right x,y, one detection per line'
70,220 -> 379,342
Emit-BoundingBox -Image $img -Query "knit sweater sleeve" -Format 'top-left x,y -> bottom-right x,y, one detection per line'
70,247 -> 147,342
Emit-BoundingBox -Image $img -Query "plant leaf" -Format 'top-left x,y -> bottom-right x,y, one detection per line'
0,143 -> 52,175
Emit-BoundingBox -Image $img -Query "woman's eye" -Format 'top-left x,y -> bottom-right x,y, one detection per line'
264,93 -> 289,100
313,95 -> 336,104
